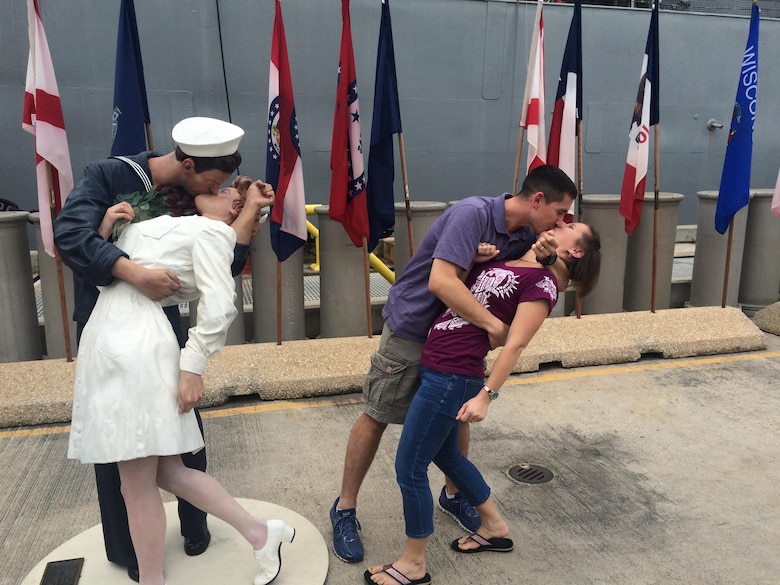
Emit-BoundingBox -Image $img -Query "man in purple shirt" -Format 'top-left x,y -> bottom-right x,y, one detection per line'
330,165 -> 576,563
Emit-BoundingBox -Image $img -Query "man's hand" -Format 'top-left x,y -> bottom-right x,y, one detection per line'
487,321 -> 510,350
111,257 -> 180,301
178,371 -> 205,413
456,392 -> 491,423
531,230 -> 559,261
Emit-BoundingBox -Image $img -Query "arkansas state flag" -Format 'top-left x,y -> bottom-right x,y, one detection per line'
715,2 -> 759,235
329,0 -> 369,247
111,0 -> 150,156
521,0 -> 546,173
619,0 -> 659,235
366,0 -> 402,252
23,0 -> 74,257
267,0 -> 307,261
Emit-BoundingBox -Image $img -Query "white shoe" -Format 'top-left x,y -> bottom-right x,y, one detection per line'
253,519 -> 295,585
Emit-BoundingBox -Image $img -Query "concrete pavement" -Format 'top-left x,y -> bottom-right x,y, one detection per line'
1,325 -> 779,585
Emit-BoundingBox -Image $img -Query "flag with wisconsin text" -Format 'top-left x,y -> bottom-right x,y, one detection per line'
619,0 -> 659,235
715,2 -> 759,234
267,0 -> 307,261
521,0 -> 546,173
111,0 -> 150,156
329,0 -> 369,247
548,0 -> 581,221
366,0 -> 402,252
23,0 -> 74,257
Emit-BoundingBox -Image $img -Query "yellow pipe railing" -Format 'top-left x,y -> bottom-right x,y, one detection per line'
305,204 -> 395,285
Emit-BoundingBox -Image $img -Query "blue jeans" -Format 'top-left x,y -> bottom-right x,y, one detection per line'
395,366 -> 491,538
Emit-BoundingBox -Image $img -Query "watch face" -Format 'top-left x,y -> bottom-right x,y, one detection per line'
490,392 -> 499,400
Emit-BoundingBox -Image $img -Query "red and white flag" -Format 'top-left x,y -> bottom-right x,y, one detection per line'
619,1 -> 659,235
772,166 -> 780,219
23,0 -> 74,257
521,0 -> 546,173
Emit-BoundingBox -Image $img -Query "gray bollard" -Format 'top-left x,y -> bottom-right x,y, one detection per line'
623,193 -> 683,312
689,190 -> 751,308
0,211 -> 42,362
738,189 -> 780,315
315,205 -> 371,338
579,195 -> 628,315
29,212 -> 77,358
393,201 -> 447,277
250,230 -> 305,343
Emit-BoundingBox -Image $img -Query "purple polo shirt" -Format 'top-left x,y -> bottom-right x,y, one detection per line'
383,194 -> 536,343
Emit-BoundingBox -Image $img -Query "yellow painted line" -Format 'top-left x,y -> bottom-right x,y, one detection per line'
502,349 -> 780,388
1,349 -> 777,440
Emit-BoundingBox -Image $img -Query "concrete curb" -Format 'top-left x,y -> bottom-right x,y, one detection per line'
0,306 -> 766,429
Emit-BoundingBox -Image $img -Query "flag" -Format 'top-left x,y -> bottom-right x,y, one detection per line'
366,0 -> 402,252
772,167 -> 780,219
23,0 -> 74,257
520,0 -> 546,173
111,0 -> 150,156
548,0 -> 582,220
267,0 -> 307,261
715,2 -> 759,234
619,0 -> 660,235
329,0 -> 368,247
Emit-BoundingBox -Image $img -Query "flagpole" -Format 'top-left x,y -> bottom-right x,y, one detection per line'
651,125 -> 660,313
145,123 -> 154,151
362,237 -> 373,338
575,119 -> 583,318
45,161 -> 73,362
397,131 -> 414,257
512,126 -> 526,195
721,221 -> 734,308
276,260 -> 283,345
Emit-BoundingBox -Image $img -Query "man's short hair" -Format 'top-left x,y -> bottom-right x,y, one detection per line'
175,146 -> 242,174
518,165 -> 576,203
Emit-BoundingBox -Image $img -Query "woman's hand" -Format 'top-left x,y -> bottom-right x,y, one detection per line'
99,202 -> 135,240
456,391 -> 491,423
473,242 -> 499,264
178,371 -> 205,413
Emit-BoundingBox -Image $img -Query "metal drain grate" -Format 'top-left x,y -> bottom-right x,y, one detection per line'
507,464 -> 554,485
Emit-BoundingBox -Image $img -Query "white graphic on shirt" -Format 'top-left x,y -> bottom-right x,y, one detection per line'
433,267 -> 519,331
433,268 -> 558,332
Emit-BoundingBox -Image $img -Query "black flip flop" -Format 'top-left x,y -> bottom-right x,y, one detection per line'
451,532 -> 514,553
363,564 -> 432,585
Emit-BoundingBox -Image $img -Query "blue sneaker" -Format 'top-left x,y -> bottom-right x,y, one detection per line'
437,486 -> 481,532
329,498 -> 364,563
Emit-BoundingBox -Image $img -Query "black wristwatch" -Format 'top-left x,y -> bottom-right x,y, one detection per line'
537,251 -> 558,266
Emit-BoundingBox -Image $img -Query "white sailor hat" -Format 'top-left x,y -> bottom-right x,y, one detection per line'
171,117 -> 244,157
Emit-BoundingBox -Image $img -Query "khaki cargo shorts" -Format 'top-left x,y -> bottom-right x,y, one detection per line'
363,323 -> 424,424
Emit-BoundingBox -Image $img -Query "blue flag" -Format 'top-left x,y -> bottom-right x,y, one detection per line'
110,0 -> 150,156
715,2 -> 759,234
366,0 -> 402,252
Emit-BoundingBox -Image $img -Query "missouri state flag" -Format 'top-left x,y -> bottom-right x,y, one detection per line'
619,0 -> 659,235
715,2 -> 759,235
329,0 -> 369,247
23,0 -> 74,257
267,0 -> 307,261
521,0 -> 546,173
111,0 -> 150,156
366,0 -> 402,252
